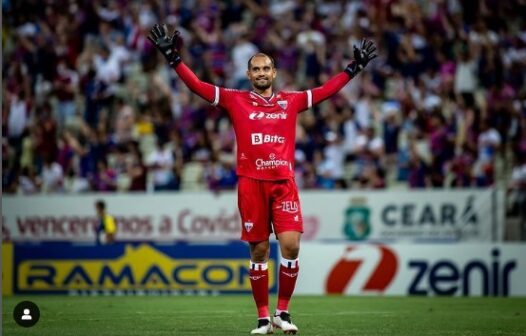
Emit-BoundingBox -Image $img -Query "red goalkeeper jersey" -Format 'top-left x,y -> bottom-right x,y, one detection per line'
175,63 -> 352,181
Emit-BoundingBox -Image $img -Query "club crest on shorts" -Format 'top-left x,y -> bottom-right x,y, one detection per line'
244,221 -> 254,232
277,100 -> 288,110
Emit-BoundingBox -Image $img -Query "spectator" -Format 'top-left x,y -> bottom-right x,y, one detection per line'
319,131 -> 346,188
91,159 -> 117,192
454,48 -> 479,108
18,167 -> 39,195
39,155 -> 64,193
474,118 -> 501,186
146,139 -> 177,191
230,31 -> 258,89
6,91 -> 30,158
127,142 -> 147,192
508,156 -> 526,240
54,59 -> 79,127
113,98 -> 136,144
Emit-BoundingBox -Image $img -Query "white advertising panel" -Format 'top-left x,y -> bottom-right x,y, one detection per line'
2,194 -> 242,242
2,189 -> 503,242
297,243 -> 526,297
301,189 -> 504,242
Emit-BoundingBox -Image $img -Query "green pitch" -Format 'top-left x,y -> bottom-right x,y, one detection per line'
2,295 -> 525,335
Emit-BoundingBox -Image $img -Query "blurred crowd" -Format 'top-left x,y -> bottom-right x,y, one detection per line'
2,0 -> 526,195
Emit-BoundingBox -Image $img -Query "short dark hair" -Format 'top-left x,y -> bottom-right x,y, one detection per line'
247,53 -> 276,70
96,200 -> 106,210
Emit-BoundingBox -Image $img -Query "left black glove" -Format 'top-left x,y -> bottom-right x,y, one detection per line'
345,38 -> 377,77
147,24 -> 183,66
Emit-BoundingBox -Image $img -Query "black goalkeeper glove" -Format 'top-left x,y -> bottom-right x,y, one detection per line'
345,38 -> 377,77
147,24 -> 183,66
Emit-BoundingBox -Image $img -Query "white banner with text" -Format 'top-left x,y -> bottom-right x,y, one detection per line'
2,189 -> 504,242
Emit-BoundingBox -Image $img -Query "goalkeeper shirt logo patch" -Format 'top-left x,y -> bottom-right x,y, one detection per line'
244,221 -> 254,232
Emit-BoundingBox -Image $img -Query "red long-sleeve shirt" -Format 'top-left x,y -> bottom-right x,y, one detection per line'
175,62 -> 352,180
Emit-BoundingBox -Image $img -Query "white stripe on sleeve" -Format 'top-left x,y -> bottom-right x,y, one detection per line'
307,90 -> 312,109
212,86 -> 219,106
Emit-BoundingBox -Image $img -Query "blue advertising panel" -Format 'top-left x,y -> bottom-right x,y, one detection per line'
10,242 -> 278,295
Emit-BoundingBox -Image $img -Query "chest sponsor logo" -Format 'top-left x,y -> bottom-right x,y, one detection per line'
255,153 -> 289,170
249,112 -> 288,120
251,133 -> 285,145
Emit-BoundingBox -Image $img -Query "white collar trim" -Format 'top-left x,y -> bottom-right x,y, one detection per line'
250,91 -> 274,102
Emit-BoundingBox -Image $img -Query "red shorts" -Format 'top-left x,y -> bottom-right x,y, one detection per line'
237,176 -> 303,242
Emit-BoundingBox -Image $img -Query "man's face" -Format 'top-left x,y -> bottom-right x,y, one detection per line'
247,56 -> 276,91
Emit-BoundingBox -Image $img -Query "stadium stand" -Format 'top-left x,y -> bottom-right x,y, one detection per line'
2,0 -> 525,196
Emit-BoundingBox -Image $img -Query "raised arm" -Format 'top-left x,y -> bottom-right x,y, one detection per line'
307,39 -> 377,108
310,72 -> 353,107
173,63 -> 217,104
148,24 -> 216,104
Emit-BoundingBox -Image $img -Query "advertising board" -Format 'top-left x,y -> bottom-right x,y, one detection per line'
2,189 -> 503,242
3,242 -> 277,295
297,243 -> 526,297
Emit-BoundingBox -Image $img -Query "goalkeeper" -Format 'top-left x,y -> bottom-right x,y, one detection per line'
148,24 -> 376,335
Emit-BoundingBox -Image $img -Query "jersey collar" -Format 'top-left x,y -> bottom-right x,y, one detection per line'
250,90 -> 275,103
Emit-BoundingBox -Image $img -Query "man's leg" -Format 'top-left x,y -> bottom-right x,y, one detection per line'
249,240 -> 273,334
274,231 -> 301,334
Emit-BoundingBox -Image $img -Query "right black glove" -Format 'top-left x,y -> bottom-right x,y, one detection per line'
147,24 -> 183,66
345,38 -> 377,77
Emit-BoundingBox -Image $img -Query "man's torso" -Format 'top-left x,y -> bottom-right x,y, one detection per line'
221,90 -> 306,180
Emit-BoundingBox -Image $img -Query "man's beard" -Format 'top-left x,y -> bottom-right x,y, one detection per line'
253,78 -> 271,90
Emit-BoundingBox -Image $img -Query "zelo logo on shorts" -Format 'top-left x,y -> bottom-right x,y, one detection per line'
13,301 -> 40,327
325,245 -> 397,294
279,201 -> 298,214
251,133 -> 285,145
